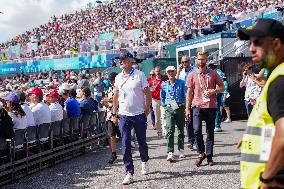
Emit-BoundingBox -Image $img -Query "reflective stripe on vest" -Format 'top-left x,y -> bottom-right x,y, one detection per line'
240,62 -> 284,189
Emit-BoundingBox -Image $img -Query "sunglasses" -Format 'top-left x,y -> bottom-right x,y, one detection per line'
181,61 -> 189,63
249,39 -> 274,47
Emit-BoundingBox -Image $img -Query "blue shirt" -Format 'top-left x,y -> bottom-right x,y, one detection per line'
65,97 -> 81,117
160,79 -> 186,106
79,98 -> 98,115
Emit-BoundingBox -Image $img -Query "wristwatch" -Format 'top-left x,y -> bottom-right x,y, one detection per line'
259,172 -> 274,184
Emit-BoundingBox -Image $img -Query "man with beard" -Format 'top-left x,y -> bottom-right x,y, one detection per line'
237,18 -> 284,189
186,51 -> 224,167
112,51 -> 151,185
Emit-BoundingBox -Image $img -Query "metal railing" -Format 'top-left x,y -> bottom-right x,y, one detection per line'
0,46 -> 157,64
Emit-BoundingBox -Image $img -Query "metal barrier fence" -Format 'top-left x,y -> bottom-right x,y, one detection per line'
220,57 -> 254,119
0,111 -> 107,186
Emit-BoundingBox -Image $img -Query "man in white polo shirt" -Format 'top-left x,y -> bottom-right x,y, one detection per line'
112,51 -> 151,185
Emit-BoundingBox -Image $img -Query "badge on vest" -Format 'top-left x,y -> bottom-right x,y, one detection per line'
260,126 -> 275,162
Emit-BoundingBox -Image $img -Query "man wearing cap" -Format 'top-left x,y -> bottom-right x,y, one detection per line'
237,18 -> 284,189
148,66 -> 166,138
47,90 -> 63,122
186,51 -> 224,167
29,87 -> 51,126
177,55 -> 195,150
161,66 -> 186,162
102,72 -> 121,164
112,51 -> 151,185
208,60 -> 226,132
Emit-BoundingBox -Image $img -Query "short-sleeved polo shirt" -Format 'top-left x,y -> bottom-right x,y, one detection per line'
187,69 -> 224,108
114,69 -> 148,116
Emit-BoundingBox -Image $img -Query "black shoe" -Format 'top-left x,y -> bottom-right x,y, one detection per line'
207,159 -> 215,166
108,155 -> 117,164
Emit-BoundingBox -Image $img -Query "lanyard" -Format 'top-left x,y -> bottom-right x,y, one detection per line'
198,73 -> 209,90
120,68 -> 135,90
166,81 -> 176,100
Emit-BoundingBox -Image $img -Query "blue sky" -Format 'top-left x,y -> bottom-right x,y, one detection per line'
0,0 -> 94,43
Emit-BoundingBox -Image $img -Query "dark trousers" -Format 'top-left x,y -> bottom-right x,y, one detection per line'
186,108 -> 195,145
118,113 -> 149,174
245,100 -> 253,117
150,105 -> 155,126
192,108 -> 216,160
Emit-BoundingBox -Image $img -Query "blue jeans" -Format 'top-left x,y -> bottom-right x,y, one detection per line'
193,108 -> 216,159
118,113 -> 149,174
215,94 -> 223,129
245,100 -> 253,117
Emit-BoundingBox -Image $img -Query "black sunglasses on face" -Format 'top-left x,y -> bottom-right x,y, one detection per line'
181,61 -> 189,63
249,39 -> 274,47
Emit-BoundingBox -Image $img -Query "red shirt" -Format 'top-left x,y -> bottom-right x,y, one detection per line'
187,69 -> 223,108
148,77 -> 166,100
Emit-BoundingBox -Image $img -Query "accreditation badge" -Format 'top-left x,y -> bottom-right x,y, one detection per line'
170,100 -> 179,111
259,126 -> 275,162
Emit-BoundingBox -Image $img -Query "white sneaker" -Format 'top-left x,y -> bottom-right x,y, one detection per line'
224,118 -> 232,123
167,152 -> 174,162
214,128 -> 222,132
122,173 -> 133,185
141,162 -> 148,175
179,150 -> 185,159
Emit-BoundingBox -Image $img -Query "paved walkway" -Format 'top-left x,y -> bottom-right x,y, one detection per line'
4,121 -> 246,189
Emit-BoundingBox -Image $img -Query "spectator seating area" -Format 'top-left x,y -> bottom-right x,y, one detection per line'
1,0 -> 283,62
0,111 -> 107,186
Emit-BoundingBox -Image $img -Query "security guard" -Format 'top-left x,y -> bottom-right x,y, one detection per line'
238,18 -> 284,189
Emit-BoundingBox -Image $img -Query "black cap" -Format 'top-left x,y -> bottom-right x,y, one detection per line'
108,72 -> 118,81
237,18 -> 284,41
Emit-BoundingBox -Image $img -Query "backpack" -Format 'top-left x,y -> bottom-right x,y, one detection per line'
0,108 -> 14,139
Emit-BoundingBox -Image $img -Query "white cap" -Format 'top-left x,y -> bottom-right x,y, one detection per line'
166,66 -> 176,73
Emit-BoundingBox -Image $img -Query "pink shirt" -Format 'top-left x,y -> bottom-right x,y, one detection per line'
187,69 -> 223,108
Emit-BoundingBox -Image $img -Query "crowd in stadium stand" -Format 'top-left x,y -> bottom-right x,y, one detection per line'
0,0 -> 283,61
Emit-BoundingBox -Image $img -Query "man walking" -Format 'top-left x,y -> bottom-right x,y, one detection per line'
237,18 -> 284,189
177,55 -> 195,149
161,66 -> 186,162
112,51 -> 151,185
208,60 -> 226,132
148,66 -> 166,138
186,51 -> 224,167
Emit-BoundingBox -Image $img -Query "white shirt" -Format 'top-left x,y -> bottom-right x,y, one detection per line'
30,102 -> 51,125
8,112 -> 27,130
49,103 -> 63,122
241,74 -> 262,101
21,103 -> 35,127
114,69 -> 148,116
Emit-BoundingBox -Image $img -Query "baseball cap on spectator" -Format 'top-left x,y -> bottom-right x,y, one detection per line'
31,87 -> 43,96
166,66 -> 176,73
62,83 -> 71,90
3,92 -> 20,103
238,18 -> 284,41
108,72 -> 118,81
49,90 -> 59,99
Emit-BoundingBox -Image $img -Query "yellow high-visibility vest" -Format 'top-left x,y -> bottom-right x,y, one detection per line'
240,62 -> 284,189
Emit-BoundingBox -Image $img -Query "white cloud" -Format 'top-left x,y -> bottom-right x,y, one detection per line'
0,0 -> 92,43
